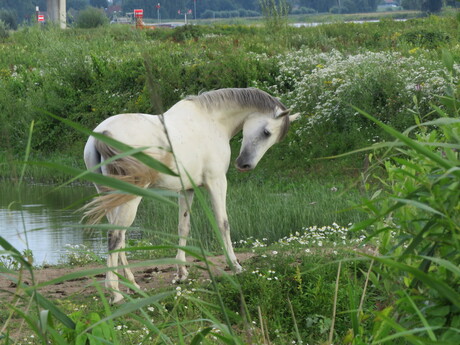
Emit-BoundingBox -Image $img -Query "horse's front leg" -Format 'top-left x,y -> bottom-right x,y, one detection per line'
175,190 -> 194,281
206,177 -> 242,274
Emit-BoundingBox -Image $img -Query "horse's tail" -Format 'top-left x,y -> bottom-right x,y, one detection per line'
81,131 -> 159,225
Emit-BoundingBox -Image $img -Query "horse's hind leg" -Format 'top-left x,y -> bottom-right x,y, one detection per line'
106,196 -> 142,303
175,190 -> 194,281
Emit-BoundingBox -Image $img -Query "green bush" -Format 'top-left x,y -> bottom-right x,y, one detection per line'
351,52 -> 460,344
0,20 -> 9,40
261,49 -> 453,159
0,9 -> 17,30
292,7 -> 317,15
76,6 -> 108,28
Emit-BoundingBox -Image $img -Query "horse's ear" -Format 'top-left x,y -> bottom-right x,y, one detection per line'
289,113 -> 301,123
275,108 -> 291,118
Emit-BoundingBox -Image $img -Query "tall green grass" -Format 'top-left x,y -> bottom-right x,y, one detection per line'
137,176 -> 364,254
344,51 -> 460,344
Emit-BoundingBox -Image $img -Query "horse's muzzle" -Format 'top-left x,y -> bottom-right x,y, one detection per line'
235,156 -> 253,172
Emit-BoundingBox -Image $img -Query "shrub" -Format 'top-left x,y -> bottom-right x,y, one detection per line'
401,29 -> 450,49
292,7 -> 317,15
0,9 -> 17,30
259,49 -> 454,158
0,20 -> 9,40
76,6 -> 108,28
169,24 -> 203,41
200,9 -> 215,19
351,53 -> 460,344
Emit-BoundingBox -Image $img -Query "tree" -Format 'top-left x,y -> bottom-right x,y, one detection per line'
76,6 -> 108,27
68,0 -> 90,11
0,9 -> 18,29
90,0 -> 108,8
422,0 -> 443,12
401,0 -> 422,10
1,0 -> 46,23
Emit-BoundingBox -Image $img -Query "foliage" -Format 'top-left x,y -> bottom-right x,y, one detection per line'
0,20 -> 9,40
0,9 -> 17,30
90,0 -> 108,8
61,244 -> 103,266
2,50 -> 460,345
218,250 -> 371,343
259,0 -> 290,32
422,0 -> 443,13
350,51 -> 460,344
0,16 -> 457,166
0,249 -> 34,270
201,9 -> 260,19
261,48 -> 454,159
75,7 -> 108,29
291,7 -> 317,15
0,0 -> 39,24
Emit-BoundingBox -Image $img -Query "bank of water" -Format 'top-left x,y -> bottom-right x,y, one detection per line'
0,182 -> 106,265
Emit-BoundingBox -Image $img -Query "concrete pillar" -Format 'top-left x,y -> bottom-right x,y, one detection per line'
46,0 -> 66,28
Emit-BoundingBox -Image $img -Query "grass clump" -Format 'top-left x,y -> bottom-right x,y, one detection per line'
75,7 -> 108,29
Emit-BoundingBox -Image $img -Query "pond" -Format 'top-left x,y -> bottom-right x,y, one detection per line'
0,181 -> 107,265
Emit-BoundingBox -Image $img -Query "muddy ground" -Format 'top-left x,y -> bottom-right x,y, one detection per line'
0,253 -> 255,301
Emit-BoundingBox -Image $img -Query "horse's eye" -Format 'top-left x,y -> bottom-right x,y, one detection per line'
263,129 -> 271,137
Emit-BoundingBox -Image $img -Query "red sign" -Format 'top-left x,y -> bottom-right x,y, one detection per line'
37,14 -> 45,22
156,3 -> 160,9
134,9 -> 143,18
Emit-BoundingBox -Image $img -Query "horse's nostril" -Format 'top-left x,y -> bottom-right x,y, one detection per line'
242,164 -> 251,169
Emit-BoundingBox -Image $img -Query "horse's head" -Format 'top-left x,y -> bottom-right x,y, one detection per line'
236,107 -> 300,172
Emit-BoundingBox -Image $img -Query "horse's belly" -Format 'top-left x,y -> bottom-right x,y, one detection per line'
155,170 -> 203,191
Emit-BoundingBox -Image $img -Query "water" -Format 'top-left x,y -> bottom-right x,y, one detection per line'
0,181 -> 106,265
292,18 -> 407,28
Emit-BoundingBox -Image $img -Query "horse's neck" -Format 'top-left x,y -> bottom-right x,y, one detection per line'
169,101 -> 251,140
213,108 -> 252,139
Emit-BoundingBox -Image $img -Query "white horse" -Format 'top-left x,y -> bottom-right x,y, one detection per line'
83,87 -> 299,303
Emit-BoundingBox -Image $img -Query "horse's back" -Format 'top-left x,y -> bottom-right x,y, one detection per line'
84,113 -> 166,171
93,113 -> 165,147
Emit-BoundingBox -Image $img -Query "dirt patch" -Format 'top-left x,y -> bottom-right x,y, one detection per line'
0,253 -> 255,301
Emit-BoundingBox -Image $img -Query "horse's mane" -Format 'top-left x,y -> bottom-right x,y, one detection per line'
187,88 -> 290,141
187,88 -> 287,113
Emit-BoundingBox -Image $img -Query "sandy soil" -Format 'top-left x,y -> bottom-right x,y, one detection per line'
0,253 -> 255,301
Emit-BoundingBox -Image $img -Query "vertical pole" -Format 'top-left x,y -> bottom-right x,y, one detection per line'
59,0 -> 66,28
46,0 -> 66,28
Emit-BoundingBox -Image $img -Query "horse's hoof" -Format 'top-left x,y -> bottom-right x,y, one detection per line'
234,264 -> 243,274
172,271 -> 188,284
111,293 -> 124,304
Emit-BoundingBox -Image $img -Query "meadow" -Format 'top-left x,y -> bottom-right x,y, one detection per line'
1,10 -> 460,345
